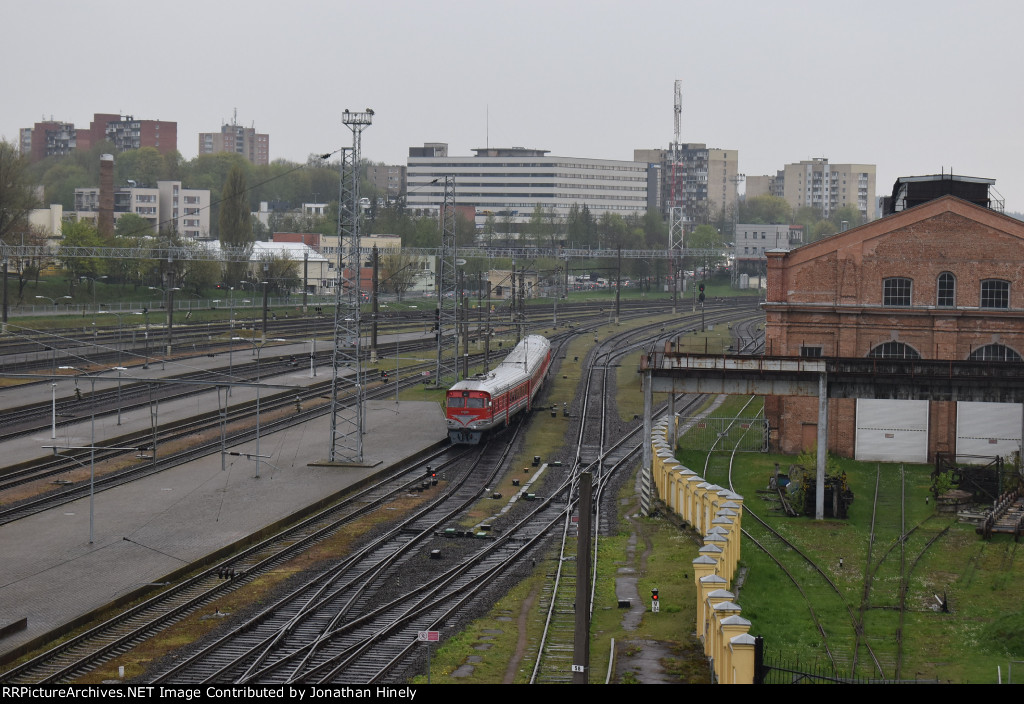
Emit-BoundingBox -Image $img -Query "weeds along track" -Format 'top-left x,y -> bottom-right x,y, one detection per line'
0,444 -> 472,685
854,465 -> 954,681
1,301 -> 762,684
529,317 -> 711,684
724,429 -> 882,679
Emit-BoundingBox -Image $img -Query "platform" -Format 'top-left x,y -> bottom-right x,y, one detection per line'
0,399 -> 447,659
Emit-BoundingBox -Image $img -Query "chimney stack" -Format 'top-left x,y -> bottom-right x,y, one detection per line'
99,153 -> 114,238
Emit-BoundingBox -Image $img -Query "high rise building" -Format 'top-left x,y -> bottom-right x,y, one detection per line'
199,116 -> 269,165
21,120 -> 79,161
634,144 -> 740,227
19,113 -> 177,162
750,158 -> 877,222
365,164 -> 407,202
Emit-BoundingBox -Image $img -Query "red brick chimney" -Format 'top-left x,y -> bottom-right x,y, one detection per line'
98,153 -> 114,238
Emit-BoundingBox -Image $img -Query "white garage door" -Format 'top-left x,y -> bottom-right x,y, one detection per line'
855,399 -> 929,463
956,402 -> 1022,464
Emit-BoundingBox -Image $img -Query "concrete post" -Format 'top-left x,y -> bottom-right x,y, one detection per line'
816,371 -> 828,519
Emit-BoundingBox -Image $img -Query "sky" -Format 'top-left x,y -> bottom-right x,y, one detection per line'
6,0 -> 1024,210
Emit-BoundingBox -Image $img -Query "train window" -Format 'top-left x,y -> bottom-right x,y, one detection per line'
467,398 -> 485,408
447,397 -> 464,408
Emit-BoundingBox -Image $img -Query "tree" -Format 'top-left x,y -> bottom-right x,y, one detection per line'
0,140 -> 40,243
527,204 -> 546,248
59,220 -> 105,288
182,244 -> 222,296
115,146 -> 165,186
641,209 -> 667,248
259,253 -> 300,294
380,250 -> 418,301
689,224 -> 727,266
11,224 -> 48,301
689,224 -> 723,249
220,165 -> 252,283
115,212 -> 154,240
739,195 -> 791,225
482,213 -> 497,246
831,205 -> 864,230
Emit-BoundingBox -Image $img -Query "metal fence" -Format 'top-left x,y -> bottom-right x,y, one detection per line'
755,648 -> 938,684
8,294 -> 338,317
678,416 -> 768,453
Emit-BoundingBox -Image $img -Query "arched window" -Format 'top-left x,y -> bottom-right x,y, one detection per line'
883,277 -> 912,306
937,272 -> 955,307
981,279 -> 1010,309
968,344 -> 1022,362
867,342 -> 921,359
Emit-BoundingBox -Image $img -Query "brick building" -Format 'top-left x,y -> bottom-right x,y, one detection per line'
20,113 -> 177,162
764,189 -> 1024,463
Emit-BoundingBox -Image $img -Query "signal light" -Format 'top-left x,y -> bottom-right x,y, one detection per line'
651,588 -> 659,601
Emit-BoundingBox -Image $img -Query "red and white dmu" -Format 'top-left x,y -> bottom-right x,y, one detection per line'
445,335 -> 552,444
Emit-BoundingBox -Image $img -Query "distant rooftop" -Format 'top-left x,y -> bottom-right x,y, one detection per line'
471,147 -> 550,157
883,173 -> 1004,215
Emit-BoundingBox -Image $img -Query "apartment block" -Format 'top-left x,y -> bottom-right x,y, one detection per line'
198,119 -> 270,165
73,180 -> 209,238
634,144 -> 740,227
365,164 -> 407,201
20,113 -> 177,162
757,158 -> 876,221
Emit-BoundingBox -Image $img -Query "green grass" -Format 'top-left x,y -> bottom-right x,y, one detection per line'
666,395 -> 1024,682
589,504 -> 710,684
678,413 -> 1024,683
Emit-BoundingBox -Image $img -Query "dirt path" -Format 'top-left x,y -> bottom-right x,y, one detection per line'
505,580 -> 542,683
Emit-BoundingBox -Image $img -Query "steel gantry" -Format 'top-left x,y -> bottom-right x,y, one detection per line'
328,109 -> 372,465
434,176 -> 458,386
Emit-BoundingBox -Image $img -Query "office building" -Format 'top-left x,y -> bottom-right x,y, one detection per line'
407,144 -> 651,229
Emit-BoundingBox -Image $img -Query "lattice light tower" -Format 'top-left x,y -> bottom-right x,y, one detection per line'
668,80 -> 686,312
434,176 -> 459,386
329,109 -> 372,464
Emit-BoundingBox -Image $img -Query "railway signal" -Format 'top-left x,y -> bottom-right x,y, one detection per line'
651,588 -> 660,612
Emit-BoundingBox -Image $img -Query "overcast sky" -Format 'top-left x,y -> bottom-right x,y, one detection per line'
6,0 -> 1024,210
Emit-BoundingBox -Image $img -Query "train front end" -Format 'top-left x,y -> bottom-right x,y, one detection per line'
445,388 -> 492,444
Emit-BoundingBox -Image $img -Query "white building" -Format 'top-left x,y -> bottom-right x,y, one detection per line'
250,241 -> 331,293
73,181 -> 210,238
734,223 -> 804,273
159,181 -> 211,240
406,144 -> 651,227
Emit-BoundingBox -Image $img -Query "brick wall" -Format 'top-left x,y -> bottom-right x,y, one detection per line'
765,196 -> 1024,458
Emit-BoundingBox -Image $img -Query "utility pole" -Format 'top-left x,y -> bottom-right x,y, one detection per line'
615,246 -> 621,325
573,472 -> 593,684
302,248 -> 309,313
371,245 -> 379,364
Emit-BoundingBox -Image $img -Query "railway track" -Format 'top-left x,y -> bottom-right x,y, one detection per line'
0,361 -> 440,523
0,444 -> 473,684
0,298 -> 719,376
0,298 -> 766,683
529,320 -> 713,683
